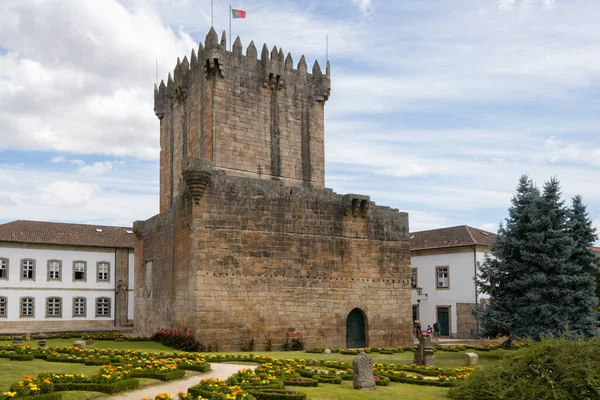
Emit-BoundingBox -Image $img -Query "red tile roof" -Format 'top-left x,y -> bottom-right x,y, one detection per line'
590,247 -> 600,258
410,225 -> 496,251
0,220 -> 136,249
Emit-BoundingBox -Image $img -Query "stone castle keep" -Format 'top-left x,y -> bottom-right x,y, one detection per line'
134,28 -> 412,349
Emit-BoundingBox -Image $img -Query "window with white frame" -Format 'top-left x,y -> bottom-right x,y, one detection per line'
96,297 -> 111,317
0,297 -> 6,317
21,297 -> 34,317
73,297 -> 86,317
48,260 -> 61,280
46,297 -> 62,317
97,262 -> 109,282
0,258 -> 7,279
436,266 -> 449,289
21,259 -> 35,280
74,261 -> 86,281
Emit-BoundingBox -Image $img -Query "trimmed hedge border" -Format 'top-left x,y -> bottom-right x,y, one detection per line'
20,393 -> 63,400
179,364 -> 211,372
248,390 -> 307,400
10,354 -> 34,361
53,378 -> 140,394
130,369 -> 185,381
283,378 -> 319,387
374,376 -> 391,386
313,375 -> 342,384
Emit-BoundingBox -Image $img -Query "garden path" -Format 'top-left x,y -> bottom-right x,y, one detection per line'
108,363 -> 256,400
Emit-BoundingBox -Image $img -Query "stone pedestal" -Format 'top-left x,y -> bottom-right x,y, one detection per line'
73,340 -> 86,349
465,352 -> 479,367
413,336 -> 434,367
11,336 -> 23,346
353,352 -> 376,390
38,339 -> 47,349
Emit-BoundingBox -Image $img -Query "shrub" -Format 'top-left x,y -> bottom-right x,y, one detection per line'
53,378 -> 139,394
448,336 -> 600,399
130,369 -> 185,381
304,348 -> 324,354
153,328 -> 205,352
248,390 -> 306,400
283,378 -> 318,387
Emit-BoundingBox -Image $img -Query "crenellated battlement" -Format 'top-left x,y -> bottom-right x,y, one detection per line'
154,28 -> 330,119
156,28 -> 330,212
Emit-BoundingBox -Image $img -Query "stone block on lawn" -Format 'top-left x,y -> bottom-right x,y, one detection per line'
12,336 -> 23,346
324,349 -> 331,354
352,352 -> 376,390
465,352 -> 479,367
73,340 -> 86,349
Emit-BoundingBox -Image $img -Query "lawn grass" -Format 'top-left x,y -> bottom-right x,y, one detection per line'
0,358 -> 100,391
296,380 -> 448,400
0,339 -> 512,399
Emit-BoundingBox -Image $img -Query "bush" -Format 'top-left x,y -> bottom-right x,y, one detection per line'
283,378 -> 318,387
53,378 -> 140,394
179,363 -> 211,373
10,353 -> 34,361
17,394 -> 62,400
248,390 -> 307,400
448,336 -> 600,400
153,328 -> 205,352
130,369 -> 185,381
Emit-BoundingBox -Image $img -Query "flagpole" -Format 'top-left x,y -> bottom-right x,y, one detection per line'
211,0 -> 213,27
326,34 -> 329,63
229,5 -> 232,51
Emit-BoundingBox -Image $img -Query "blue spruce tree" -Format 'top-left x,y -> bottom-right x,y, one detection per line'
477,175 -> 539,339
565,195 -> 598,334
478,176 -> 598,340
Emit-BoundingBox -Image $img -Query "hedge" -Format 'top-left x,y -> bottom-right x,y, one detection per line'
248,390 -> 307,400
179,364 -> 211,373
130,369 -> 185,381
10,354 -> 35,361
53,378 -> 140,394
313,375 -> 342,384
283,378 -> 318,387
19,394 -> 63,400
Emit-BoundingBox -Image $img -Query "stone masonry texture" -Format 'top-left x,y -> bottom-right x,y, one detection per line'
135,29 -> 412,350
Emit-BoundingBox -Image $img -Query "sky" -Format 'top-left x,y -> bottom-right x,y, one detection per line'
0,0 -> 599,242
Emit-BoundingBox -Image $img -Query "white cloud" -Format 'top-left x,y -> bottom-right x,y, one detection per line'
69,159 -> 86,167
479,223 -> 498,232
353,0 -> 373,16
78,161 -> 114,176
50,156 -> 65,163
0,194 -> 16,207
499,0 -> 557,10
30,180 -> 100,208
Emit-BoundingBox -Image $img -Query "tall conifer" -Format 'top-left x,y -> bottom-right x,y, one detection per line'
477,176 -> 598,339
566,195 -> 598,333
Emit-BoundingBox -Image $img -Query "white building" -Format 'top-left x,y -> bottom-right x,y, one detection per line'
410,225 -> 495,338
0,220 -> 135,333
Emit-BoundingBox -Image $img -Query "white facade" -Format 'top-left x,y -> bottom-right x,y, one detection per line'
410,247 -> 489,338
0,242 -> 134,332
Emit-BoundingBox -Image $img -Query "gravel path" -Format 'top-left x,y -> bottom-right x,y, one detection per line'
108,363 -> 256,400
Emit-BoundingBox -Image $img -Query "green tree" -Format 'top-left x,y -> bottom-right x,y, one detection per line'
477,176 -> 598,339
566,195 -> 598,331
477,175 -> 539,339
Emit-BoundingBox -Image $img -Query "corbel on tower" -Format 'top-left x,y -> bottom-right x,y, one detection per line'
262,44 -> 285,90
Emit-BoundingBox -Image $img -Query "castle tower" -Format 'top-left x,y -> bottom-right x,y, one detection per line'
135,30 -> 412,350
154,28 -> 331,211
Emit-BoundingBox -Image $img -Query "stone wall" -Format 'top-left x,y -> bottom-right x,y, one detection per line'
134,163 -> 412,349
155,28 -> 330,212
456,302 -> 478,338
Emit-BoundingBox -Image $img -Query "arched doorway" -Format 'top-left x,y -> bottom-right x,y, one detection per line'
346,308 -> 366,348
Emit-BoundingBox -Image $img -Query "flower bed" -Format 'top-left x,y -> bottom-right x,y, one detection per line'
312,375 -> 342,384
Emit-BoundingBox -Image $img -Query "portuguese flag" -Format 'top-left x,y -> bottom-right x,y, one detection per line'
232,9 -> 246,18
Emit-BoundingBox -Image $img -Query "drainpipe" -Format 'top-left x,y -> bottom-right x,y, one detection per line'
473,246 -> 479,336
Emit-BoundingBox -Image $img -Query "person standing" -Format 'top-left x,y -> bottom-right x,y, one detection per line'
433,320 -> 441,341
